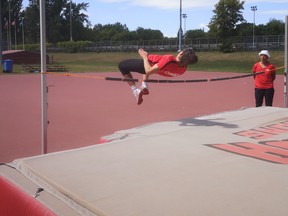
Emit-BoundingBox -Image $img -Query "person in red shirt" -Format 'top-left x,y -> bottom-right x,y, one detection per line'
252,50 -> 276,107
118,48 -> 198,105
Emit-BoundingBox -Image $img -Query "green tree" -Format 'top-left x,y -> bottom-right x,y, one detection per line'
185,29 -> 207,39
61,1 -> 90,41
136,27 -> 164,40
23,1 -> 40,43
266,19 -> 285,35
92,22 -> 129,41
236,19 -> 285,38
114,31 -> 138,41
46,0 -> 67,42
23,0 -> 90,43
90,23 -> 164,42
208,0 -> 245,52
255,24 -> 267,36
1,0 -> 23,48
235,22 -> 253,36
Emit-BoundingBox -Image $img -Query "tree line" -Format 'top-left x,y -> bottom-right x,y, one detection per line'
1,0 -> 285,51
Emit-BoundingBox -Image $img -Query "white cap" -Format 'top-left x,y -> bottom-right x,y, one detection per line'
258,50 -> 270,58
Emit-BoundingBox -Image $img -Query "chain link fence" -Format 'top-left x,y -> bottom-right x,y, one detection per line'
46,35 -> 285,52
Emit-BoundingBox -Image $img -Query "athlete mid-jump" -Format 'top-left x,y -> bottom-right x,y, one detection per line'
118,48 -> 198,105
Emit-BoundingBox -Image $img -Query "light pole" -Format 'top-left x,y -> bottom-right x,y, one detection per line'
8,0 -> 11,50
182,13 -> 187,46
21,17 -> 25,50
178,0 -> 183,51
70,0 -> 73,41
251,6 -> 257,49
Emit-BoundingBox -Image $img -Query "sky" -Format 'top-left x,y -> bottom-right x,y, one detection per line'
22,0 -> 288,37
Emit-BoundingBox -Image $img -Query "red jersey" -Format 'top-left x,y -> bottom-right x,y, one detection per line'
252,62 -> 276,89
148,54 -> 187,77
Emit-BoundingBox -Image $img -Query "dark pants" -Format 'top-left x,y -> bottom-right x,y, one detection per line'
118,59 -> 145,76
255,88 -> 275,107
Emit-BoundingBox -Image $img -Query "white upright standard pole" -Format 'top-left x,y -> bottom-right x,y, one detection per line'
284,16 -> 288,108
178,0 -> 182,51
0,1 -> 2,64
40,0 -> 48,154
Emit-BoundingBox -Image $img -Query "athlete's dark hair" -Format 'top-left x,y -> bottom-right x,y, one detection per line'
180,48 -> 198,66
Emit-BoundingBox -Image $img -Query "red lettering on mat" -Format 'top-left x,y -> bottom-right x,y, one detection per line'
235,130 -> 273,140
235,121 -> 288,140
259,139 -> 288,149
207,141 -> 288,164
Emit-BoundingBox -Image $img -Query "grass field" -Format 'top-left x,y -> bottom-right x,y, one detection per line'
1,50 -> 285,74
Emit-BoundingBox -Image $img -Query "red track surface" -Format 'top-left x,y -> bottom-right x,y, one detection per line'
0,71 -> 285,162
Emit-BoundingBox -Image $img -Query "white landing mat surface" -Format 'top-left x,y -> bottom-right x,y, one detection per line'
1,107 -> 288,216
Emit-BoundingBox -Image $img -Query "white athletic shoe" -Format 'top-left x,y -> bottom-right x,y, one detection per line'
140,82 -> 149,95
133,89 -> 143,105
